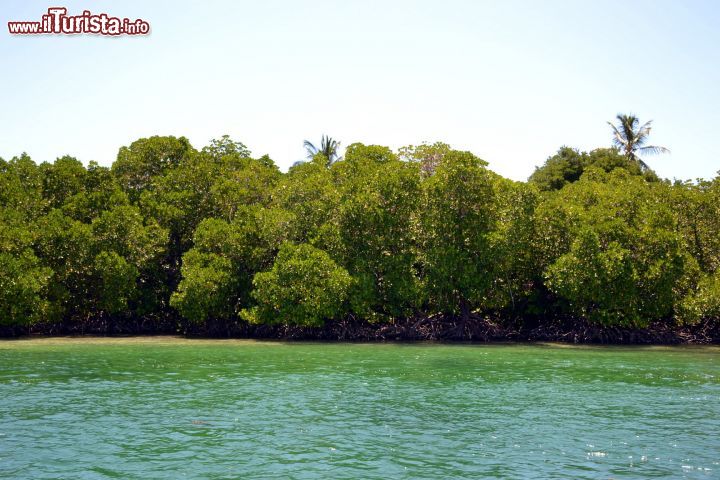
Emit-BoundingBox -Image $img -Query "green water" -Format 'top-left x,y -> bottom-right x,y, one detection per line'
0,338 -> 718,479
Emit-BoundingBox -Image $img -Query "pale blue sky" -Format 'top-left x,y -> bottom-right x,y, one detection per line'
1,0 -> 719,180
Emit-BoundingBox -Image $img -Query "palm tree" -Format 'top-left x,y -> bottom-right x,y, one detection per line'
607,114 -> 669,170
303,135 -> 342,165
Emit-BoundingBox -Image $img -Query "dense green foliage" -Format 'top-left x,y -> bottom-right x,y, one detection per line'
539,169 -> 693,326
0,136 -> 718,331
241,242 -> 352,326
529,147 -> 659,191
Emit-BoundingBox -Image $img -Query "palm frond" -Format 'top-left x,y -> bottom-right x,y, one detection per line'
608,122 -> 628,148
303,140 -> 318,159
638,145 -> 670,155
637,120 -> 653,135
620,115 -> 637,150
634,120 -> 653,147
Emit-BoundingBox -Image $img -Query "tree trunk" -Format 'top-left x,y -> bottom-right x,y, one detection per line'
458,297 -> 470,338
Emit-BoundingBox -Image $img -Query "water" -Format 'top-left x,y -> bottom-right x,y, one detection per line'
0,338 -> 717,479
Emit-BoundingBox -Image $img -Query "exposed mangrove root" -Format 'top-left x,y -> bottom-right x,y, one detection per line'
4,313 -> 715,345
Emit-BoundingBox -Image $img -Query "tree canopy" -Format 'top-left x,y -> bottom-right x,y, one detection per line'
1,133 -> 718,335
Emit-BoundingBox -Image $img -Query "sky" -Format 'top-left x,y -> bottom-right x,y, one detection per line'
1,0 -> 719,181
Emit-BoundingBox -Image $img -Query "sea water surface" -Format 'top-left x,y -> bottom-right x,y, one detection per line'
0,338 -> 717,479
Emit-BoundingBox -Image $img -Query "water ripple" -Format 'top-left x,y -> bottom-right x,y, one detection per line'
0,340 -> 718,479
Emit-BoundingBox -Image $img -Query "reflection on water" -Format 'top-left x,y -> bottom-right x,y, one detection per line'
0,338 -> 718,479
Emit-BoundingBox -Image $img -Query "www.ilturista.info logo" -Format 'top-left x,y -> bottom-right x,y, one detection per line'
8,7 -> 150,35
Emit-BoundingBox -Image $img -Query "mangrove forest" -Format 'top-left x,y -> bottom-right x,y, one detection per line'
1,125 -> 719,342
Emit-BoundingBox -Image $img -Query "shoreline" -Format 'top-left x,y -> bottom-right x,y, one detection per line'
2,315 -> 718,345
1,335 -> 719,350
